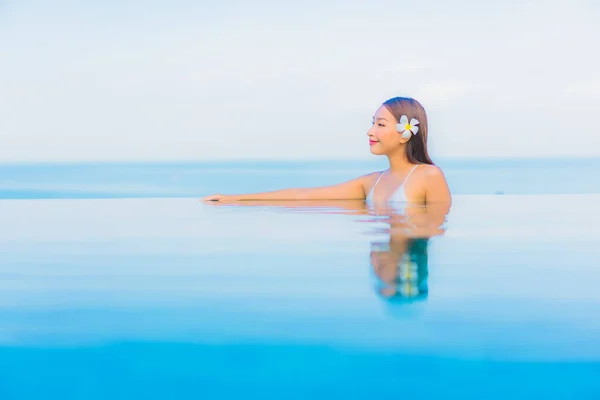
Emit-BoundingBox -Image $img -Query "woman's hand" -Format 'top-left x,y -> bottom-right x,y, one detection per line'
201,194 -> 237,202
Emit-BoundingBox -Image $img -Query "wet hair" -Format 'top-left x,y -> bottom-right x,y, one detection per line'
382,97 -> 434,165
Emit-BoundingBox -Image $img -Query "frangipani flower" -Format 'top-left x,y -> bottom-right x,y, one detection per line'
396,115 -> 419,138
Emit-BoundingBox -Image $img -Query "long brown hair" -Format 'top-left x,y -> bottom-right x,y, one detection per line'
382,97 -> 434,165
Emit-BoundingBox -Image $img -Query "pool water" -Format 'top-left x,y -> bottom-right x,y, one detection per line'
1,160 -> 600,399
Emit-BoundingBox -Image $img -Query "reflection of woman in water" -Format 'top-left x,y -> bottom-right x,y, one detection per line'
367,201 -> 447,302
203,199 -> 448,302
371,238 -> 430,301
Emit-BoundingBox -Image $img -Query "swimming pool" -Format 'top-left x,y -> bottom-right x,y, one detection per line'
1,189 -> 599,399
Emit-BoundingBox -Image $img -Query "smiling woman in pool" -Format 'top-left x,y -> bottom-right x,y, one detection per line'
202,96 -> 451,205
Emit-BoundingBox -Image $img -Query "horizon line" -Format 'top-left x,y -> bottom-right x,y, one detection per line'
1,155 -> 599,167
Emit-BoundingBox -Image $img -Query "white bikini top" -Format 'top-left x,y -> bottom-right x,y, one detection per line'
366,164 -> 419,204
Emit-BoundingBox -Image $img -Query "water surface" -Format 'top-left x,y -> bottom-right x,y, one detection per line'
1,190 -> 600,398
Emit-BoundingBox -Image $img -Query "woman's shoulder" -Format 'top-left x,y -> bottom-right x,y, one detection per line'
362,170 -> 386,183
416,164 -> 451,200
356,171 -> 386,192
411,164 -> 448,190
417,163 -> 446,178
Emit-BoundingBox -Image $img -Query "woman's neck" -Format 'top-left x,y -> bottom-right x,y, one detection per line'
387,151 -> 414,173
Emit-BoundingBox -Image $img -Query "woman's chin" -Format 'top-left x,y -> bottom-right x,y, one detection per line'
370,146 -> 384,155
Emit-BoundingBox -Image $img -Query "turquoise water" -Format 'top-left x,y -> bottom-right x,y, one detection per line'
1,158 -> 600,399
2,157 -> 600,199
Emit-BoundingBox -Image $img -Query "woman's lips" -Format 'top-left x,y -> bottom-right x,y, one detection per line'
369,139 -> 379,146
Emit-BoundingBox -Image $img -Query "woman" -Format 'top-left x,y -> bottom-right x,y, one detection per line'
203,97 -> 451,205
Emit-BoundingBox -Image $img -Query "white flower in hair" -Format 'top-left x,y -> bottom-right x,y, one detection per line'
396,115 -> 419,139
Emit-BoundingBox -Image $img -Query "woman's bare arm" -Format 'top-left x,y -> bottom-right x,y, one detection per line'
202,174 -> 375,202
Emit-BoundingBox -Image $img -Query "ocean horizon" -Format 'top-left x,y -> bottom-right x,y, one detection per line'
2,156 -> 599,200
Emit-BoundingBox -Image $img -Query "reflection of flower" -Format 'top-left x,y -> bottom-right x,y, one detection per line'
396,115 -> 419,138
399,258 -> 418,281
397,256 -> 420,297
399,282 -> 419,297
370,238 -> 429,302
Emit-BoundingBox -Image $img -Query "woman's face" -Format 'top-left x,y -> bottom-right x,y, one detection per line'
367,106 -> 408,155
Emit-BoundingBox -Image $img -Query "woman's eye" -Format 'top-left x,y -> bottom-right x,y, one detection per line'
378,123 -> 385,127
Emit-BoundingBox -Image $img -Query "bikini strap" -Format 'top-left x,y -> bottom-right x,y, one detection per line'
369,166 -> 418,199
402,164 -> 419,185
372,170 -> 387,190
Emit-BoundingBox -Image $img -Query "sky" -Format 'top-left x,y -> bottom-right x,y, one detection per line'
1,0 -> 599,162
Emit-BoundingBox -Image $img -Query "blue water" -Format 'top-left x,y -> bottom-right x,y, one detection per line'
1,157 -> 600,199
1,158 -> 600,399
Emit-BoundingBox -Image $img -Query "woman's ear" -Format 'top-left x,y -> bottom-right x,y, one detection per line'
398,132 -> 411,144
396,123 -> 411,143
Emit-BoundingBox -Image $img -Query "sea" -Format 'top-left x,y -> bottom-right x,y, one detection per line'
1,157 -> 600,399
1,157 -> 600,199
